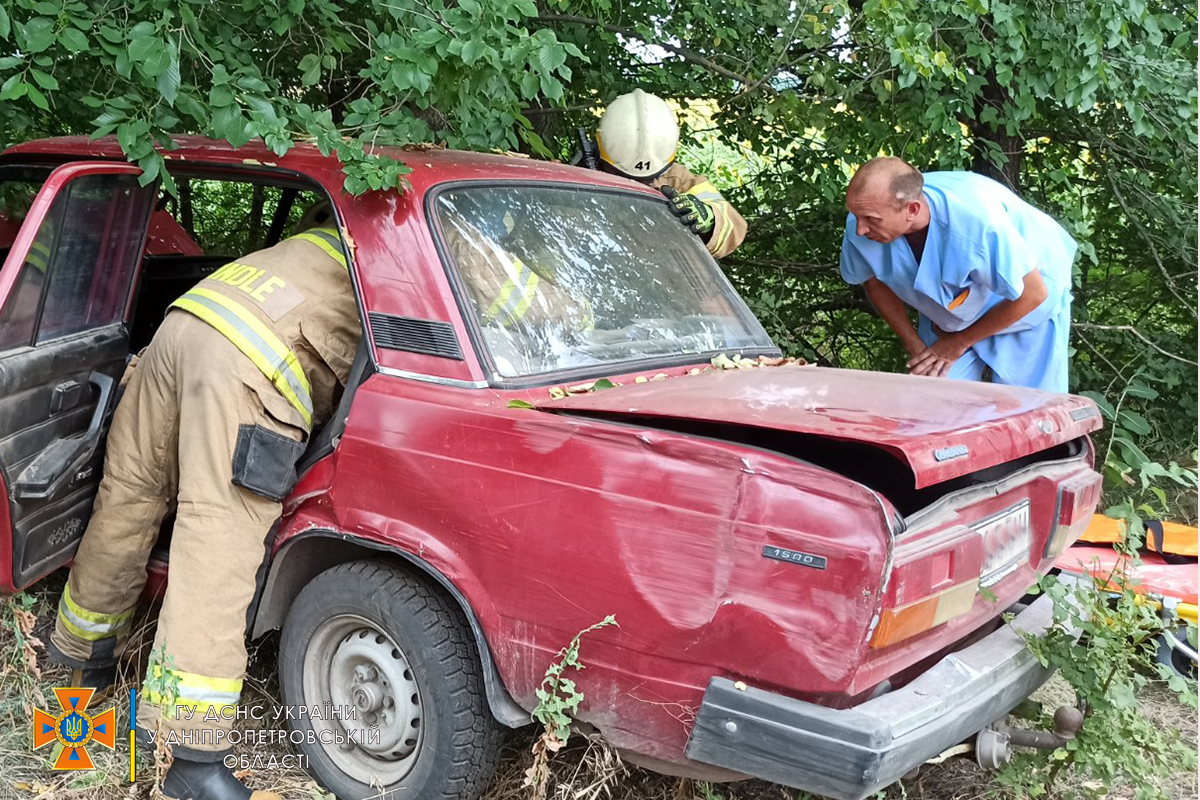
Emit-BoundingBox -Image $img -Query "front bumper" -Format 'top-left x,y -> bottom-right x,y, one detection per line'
685,592 -> 1061,800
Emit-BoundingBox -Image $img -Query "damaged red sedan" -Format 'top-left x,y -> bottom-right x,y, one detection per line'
0,137 -> 1102,799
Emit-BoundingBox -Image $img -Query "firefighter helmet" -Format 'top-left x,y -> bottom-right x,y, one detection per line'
596,90 -> 679,180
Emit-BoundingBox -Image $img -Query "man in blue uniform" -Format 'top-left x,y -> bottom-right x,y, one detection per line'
839,157 -> 1077,392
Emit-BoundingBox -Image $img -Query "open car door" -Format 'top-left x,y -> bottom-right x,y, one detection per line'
0,162 -> 156,592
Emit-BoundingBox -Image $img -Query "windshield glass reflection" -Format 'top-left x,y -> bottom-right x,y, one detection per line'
435,185 -> 773,378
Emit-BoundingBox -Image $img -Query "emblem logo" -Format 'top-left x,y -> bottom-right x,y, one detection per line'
32,688 -> 116,769
933,444 -> 969,462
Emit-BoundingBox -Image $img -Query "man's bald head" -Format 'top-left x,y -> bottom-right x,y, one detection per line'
846,157 -> 924,210
844,157 -> 929,243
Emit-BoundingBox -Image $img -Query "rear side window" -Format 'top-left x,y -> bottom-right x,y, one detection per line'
0,176 -> 51,350
37,174 -> 155,342
0,171 -> 154,349
156,178 -> 324,257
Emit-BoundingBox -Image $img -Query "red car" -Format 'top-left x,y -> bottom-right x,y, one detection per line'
0,137 -> 1103,800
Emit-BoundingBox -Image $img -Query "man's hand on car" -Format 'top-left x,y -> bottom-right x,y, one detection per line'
907,333 -> 968,378
661,185 -> 715,236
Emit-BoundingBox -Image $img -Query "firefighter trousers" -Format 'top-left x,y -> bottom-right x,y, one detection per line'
48,311 -> 306,759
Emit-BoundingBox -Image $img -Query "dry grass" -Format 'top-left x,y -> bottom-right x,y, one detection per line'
1,576 -> 1195,800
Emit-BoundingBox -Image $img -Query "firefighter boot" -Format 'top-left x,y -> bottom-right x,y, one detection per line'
161,756 -> 282,800
70,664 -> 117,705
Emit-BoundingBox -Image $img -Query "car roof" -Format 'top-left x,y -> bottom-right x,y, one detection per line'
1,135 -> 660,197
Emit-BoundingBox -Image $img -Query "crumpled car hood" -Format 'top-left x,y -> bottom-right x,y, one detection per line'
534,365 -> 1102,488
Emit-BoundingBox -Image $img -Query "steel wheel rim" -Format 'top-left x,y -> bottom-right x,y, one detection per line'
301,613 -> 424,785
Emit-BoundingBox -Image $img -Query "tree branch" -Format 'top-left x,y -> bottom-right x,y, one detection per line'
1072,323 -> 1198,366
1103,160 -> 1194,312
723,257 -> 834,275
536,14 -> 754,85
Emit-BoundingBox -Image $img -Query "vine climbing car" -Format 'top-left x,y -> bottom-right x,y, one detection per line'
0,136 -> 1105,800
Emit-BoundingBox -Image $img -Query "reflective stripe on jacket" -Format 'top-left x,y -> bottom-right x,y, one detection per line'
167,228 -> 360,431
170,287 -> 315,428
288,227 -> 348,270
482,257 -> 540,327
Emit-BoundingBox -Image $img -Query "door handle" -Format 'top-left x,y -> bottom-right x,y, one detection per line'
13,371 -> 115,502
50,379 -> 82,414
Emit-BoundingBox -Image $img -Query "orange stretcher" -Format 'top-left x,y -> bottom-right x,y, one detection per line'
1077,514 -> 1198,558
1055,514 -> 1198,676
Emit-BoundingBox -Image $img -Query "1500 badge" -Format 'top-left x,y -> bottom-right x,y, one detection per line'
762,546 -> 827,570
934,444 -> 969,462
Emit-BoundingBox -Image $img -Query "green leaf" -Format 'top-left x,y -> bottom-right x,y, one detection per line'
1149,486 -> 1167,507
0,74 -> 28,101
29,69 -> 58,90
58,26 -> 88,53
141,49 -> 171,79
1114,437 -> 1151,468
213,106 -> 251,147
117,122 -> 142,153
0,6 -> 11,41
137,153 -> 161,186
157,56 -> 181,105
1117,410 -> 1151,436
507,399 -> 536,409
26,84 -> 49,110
244,95 -> 278,124
537,43 -> 566,74
592,378 -> 615,391
519,71 -> 539,99
176,93 -> 205,120
21,17 -> 56,53
1124,382 -> 1159,400
208,84 -> 235,107
514,0 -> 537,14
128,35 -> 164,64
460,0 -> 481,15
237,75 -> 270,93
299,53 -> 321,86
540,75 -> 562,102
115,51 -> 132,79
461,39 -> 483,64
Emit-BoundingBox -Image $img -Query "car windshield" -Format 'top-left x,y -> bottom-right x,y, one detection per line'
434,185 -> 773,379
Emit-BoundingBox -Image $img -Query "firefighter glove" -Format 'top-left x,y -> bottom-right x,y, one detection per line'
661,185 -> 715,237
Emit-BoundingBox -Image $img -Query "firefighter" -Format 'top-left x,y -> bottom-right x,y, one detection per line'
45,201 -> 360,800
585,89 -> 747,259
440,196 -> 592,334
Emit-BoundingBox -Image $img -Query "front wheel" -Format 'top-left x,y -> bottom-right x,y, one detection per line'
279,560 -> 503,799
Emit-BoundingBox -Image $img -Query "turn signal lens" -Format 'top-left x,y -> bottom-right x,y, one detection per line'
869,580 -> 979,649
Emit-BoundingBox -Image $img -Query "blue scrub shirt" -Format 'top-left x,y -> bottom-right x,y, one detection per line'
840,171 -> 1077,392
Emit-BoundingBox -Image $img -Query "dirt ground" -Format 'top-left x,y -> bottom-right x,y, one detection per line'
1,575 -> 1195,800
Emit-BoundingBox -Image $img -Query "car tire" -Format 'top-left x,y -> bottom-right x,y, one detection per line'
279,559 -> 504,800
